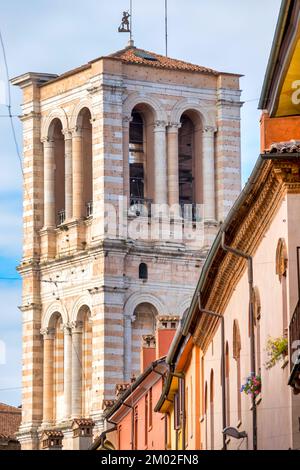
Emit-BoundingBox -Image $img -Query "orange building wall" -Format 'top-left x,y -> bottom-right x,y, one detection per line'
114,379 -> 166,450
260,112 -> 300,151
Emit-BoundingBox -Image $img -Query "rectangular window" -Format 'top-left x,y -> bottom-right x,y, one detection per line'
149,388 -> 153,429
174,393 -> 180,430
145,394 -> 148,447
134,406 -> 138,450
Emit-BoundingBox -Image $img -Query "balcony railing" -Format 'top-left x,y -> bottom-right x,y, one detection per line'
288,300 -> 300,392
290,300 -> 300,371
129,197 -> 152,217
57,209 -> 66,226
86,201 -> 93,218
179,202 -> 200,222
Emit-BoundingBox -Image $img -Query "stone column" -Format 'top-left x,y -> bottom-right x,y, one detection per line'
124,314 -> 134,382
71,321 -> 83,418
153,121 -> 168,205
43,138 -> 56,228
202,126 -> 217,222
167,123 -> 181,208
72,127 -> 83,219
122,116 -> 132,207
41,328 -> 55,426
63,131 -> 73,221
63,324 -> 72,421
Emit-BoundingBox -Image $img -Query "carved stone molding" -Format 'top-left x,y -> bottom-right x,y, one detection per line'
40,327 -> 55,339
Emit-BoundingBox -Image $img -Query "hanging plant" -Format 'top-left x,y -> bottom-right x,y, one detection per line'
265,336 -> 288,370
241,374 -> 261,399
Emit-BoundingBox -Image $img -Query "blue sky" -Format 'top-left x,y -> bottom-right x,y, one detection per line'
0,0 -> 281,406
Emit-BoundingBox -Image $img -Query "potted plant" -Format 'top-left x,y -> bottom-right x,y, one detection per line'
265,336 -> 288,370
241,374 -> 261,399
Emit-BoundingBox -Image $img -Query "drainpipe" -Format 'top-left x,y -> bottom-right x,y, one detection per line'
198,295 -> 227,451
123,402 -> 135,450
170,371 -> 186,450
221,231 -> 257,451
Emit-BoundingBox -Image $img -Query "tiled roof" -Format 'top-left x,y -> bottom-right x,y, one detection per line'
0,403 -> 21,440
265,140 -> 300,154
108,46 -> 220,75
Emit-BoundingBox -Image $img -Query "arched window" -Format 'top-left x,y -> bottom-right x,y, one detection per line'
233,320 -> 242,423
177,110 -> 203,216
139,263 -> 148,280
129,110 -> 145,204
132,303 -> 158,375
178,114 -> 194,206
253,287 -> 261,373
48,119 -> 65,226
77,108 -> 93,217
225,342 -> 230,426
209,369 -> 214,450
276,238 -> 288,336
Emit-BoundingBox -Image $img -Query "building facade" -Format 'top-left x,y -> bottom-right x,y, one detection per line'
156,150 -> 300,450
12,44 -> 242,449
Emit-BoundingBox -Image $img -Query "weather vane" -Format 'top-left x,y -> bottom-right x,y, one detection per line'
118,1 -> 134,46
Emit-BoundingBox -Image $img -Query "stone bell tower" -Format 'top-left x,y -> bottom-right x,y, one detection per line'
12,44 -> 242,449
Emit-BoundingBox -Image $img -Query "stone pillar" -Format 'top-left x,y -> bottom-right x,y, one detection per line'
41,328 -> 55,426
63,324 -> 72,421
71,321 -> 83,418
167,123 -> 181,208
153,121 -> 168,205
63,131 -> 73,221
122,116 -> 132,207
124,314 -> 133,382
43,138 -> 56,228
72,127 -> 83,219
202,126 -> 216,222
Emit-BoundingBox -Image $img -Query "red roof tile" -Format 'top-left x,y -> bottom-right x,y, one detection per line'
0,403 -> 21,439
108,46 -> 220,75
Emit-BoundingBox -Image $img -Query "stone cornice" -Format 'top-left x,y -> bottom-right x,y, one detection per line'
193,159 -> 300,351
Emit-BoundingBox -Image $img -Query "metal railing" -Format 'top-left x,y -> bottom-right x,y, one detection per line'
57,209 -> 66,226
129,197 -> 152,217
179,202 -> 199,222
86,201 -> 93,218
290,300 -> 300,371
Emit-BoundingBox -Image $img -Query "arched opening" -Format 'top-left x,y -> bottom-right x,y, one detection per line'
77,108 -> 93,217
77,306 -> 92,418
129,104 -> 155,212
139,263 -> 148,280
225,341 -> 230,426
53,314 -> 64,422
48,119 -> 65,225
233,320 -> 242,423
132,302 -> 158,375
253,287 -> 261,374
178,110 -> 203,214
209,369 -> 214,450
204,380 -> 208,450
276,238 -> 288,336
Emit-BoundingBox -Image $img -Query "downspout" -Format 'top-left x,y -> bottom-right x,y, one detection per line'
123,402 -> 135,450
221,231 -> 257,451
170,371 -> 186,450
198,295 -> 227,451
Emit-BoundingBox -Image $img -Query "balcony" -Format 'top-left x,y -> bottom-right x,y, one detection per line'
288,300 -> 300,394
57,209 -> 66,226
86,201 -> 93,218
129,197 -> 152,217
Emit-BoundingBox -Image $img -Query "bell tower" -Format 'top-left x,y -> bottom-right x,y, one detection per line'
12,45 -> 242,449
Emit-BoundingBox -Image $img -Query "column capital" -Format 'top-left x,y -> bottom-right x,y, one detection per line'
61,128 -> 72,140
167,122 -> 182,132
122,115 -> 133,127
41,136 -> 55,146
71,320 -> 83,333
71,126 -> 83,138
61,323 -> 72,334
40,327 -> 55,339
203,125 -> 218,135
154,120 -> 167,131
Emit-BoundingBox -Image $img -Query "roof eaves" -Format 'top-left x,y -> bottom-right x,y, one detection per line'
259,0 -> 292,110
